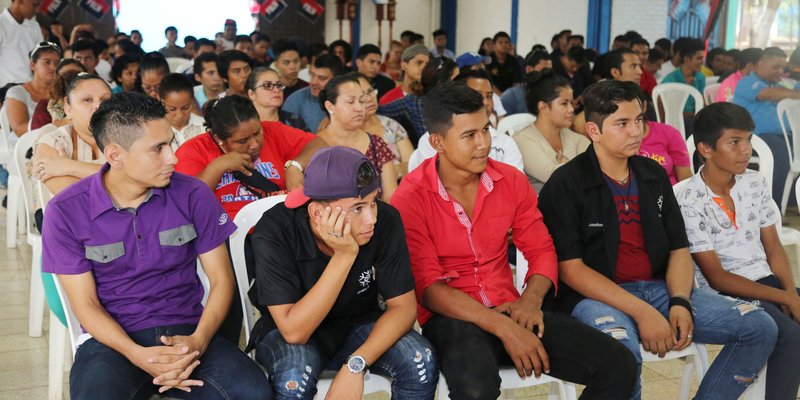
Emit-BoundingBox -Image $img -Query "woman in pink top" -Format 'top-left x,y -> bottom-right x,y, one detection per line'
639,120 -> 692,184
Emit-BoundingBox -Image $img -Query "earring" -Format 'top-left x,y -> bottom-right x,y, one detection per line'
329,110 -> 334,116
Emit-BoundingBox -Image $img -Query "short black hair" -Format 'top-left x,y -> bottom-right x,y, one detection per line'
493,31 -> 510,42
71,40 -> 98,57
90,92 -> 167,151
202,95 -> 259,140
740,48 -> 763,68
761,46 -> 787,61
647,48 -> 664,63
318,74 -> 361,116
116,39 -> 144,57
56,58 -> 86,76
567,34 -> 584,44
605,48 -> 638,79
525,50 -> 550,67
356,44 -> 381,59
164,26 -> 177,35
138,52 -> 169,76
693,102 -> 755,155
309,42 -> 328,59
253,33 -> 270,43
131,29 -> 142,36
193,52 -> 220,76
583,80 -> 644,130
410,33 -> 425,44
706,47 -> 725,68
421,56 -> 458,95
272,39 -> 299,59
234,35 -> 252,46
613,35 -> 628,44
424,81 -> 485,135
433,29 -> 446,38
183,35 -> 197,46
525,69 -> 571,116
218,50 -> 251,79
676,38 -> 705,61
454,68 -> 492,84
400,30 -> 415,40
328,40 -> 353,63
158,73 -> 193,99
630,38 -> 650,48
110,53 -> 140,85
194,38 -> 216,52
565,46 -> 586,64
314,53 -> 345,76
623,31 -> 642,42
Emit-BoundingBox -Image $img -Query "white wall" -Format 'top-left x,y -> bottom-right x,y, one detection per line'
0,0 -> 9,10
517,0 -> 587,55
610,0 -> 668,45
454,0 -> 512,55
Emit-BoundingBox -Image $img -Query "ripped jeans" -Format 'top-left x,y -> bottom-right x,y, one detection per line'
256,322 -> 438,400
571,280 -> 778,400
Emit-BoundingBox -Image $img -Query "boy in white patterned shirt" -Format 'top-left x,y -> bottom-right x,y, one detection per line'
159,73 -> 206,149
676,102 -> 800,399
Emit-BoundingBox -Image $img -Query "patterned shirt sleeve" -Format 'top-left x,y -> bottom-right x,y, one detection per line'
757,173 -> 780,228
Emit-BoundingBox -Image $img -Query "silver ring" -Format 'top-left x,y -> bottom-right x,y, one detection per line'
687,334 -> 693,339
327,231 -> 336,236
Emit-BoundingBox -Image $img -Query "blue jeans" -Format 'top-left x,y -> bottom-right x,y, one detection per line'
70,324 -> 272,400
571,280 -> 778,400
256,322 -> 438,400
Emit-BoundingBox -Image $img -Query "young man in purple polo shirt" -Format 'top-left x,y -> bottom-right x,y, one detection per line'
42,92 -> 272,400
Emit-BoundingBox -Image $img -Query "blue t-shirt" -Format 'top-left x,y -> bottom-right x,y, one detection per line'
732,73 -> 786,135
661,68 -> 706,113
282,86 -> 325,133
500,86 -> 527,115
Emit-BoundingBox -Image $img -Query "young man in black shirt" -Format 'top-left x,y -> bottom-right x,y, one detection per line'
355,44 -> 396,99
487,31 -> 522,93
250,147 -> 438,399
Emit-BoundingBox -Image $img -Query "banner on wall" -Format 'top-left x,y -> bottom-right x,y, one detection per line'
261,0 -> 288,23
78,0 -> 111,20
297,0 -> 324,23
40,0 -> 70,20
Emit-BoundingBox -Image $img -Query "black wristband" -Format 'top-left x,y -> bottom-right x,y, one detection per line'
669,296 -> 694,319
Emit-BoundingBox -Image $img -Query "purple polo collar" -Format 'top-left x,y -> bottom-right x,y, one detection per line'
89,163 -> 167,220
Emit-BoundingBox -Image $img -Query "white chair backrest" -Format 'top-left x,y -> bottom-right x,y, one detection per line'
13,129 -> 45,236
166,57 -> 190,73
685,135 -> 697,173
497,113 -> 536,137
704,83 -> 721,105
782,78 -> 798,88
0,105 -> 12,158
705,76 -> 720,85
230,195 -> 287,345
652,83 -> 704,136
408,148 -> 425,173
750,135 -> 773,193
778,99 -> 800,169
514,249 -> 527,294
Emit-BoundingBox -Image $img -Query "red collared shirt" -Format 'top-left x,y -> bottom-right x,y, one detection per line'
391,156 -> 558,325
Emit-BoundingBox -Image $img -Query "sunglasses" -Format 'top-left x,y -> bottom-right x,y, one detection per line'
30,41 -> 62,58
255,81 -> 286,91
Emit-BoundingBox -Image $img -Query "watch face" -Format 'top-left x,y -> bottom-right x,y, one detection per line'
347,356 -> 366,373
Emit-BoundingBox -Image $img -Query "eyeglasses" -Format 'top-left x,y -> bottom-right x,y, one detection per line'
255,81 -> 286,91
29,41 -> 62,58
363,88 -> 378,97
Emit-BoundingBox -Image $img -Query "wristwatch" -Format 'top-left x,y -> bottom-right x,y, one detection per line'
284,160 -> 303,173
345,355 -> 368,374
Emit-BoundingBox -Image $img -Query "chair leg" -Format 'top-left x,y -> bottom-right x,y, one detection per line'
6,178 -> 20,248
29,244 -> 44,337
547,381 -> 566,400
780,171 -> 798,215
48,311 -> 66,400
678,355 -> 696,400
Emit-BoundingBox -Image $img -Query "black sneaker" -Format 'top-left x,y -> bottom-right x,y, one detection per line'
2,195 -> 6,209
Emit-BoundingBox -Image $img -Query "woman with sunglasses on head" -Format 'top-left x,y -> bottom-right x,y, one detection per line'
30,59 -> 86,130
6,41 -> 61,136
352,72 -> 413,178
246,66 -> 307,130
317,74 -> 399,201
175,94 -> 326,221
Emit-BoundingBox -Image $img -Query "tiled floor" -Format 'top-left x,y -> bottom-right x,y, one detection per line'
0,187 -> 798,399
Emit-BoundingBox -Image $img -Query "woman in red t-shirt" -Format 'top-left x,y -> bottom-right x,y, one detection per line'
174,95 -> 326,220
316,74 -> 398,201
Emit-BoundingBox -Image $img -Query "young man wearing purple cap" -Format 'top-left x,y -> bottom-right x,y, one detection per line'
42,92 -> 271,399
391,81 -> 636,399
250,146 -> 438,399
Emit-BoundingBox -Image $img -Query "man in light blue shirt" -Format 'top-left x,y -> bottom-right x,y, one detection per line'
733,47 -> 800,205
282,53 -> 344,132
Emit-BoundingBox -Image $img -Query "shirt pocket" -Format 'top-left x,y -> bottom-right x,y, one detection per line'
158,224 -> 197,267
85,242 -> 127,275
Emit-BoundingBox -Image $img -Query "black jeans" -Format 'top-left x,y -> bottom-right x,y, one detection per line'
724,275 -> 800,400
423,312 -> 637,400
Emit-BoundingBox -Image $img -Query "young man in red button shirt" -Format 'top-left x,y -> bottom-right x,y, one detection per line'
391,81 -> 636,399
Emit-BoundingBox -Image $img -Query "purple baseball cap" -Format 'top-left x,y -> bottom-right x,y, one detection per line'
285,147 -> 380,208
456,52 -> 491,69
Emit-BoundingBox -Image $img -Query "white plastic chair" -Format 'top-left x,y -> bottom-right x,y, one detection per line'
777,99 -> 800,214
166,57 -> 191,73
705,76 -> 720,85
703,83 -> 721,105
1,105 -> 24,248
685,135 -> 698,174
497,113 -> 536,137
229,196 -> 393,398
408,148 -> 426,173
12,128 -> 46,337
652,83 -> 704,137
